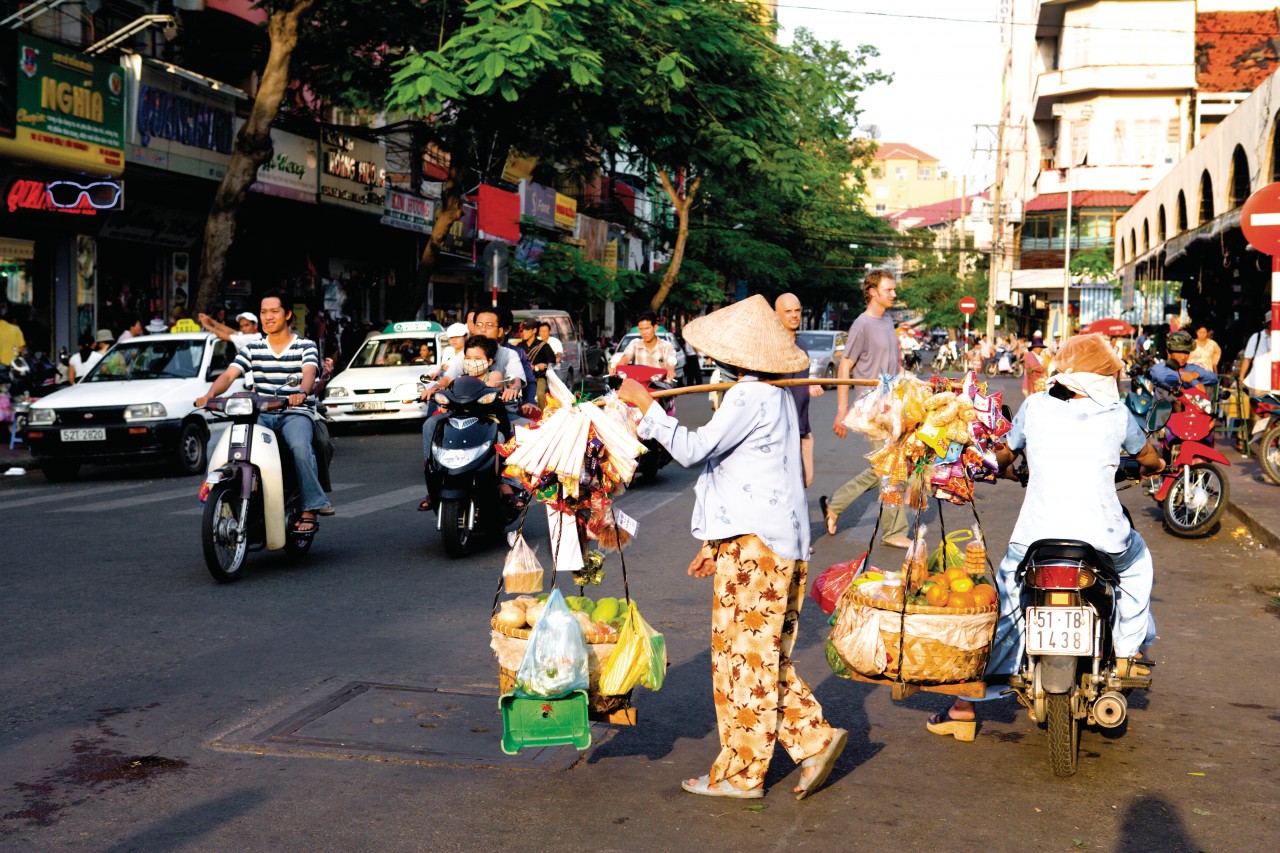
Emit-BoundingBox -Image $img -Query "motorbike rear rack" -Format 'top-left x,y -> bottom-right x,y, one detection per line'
839,670 -> 988,701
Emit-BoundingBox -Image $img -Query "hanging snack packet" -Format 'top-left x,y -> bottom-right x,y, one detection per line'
902,525 -> 930,591
514,589 -> 590,699
965,523 -> 988,574
503,533 -> 545,594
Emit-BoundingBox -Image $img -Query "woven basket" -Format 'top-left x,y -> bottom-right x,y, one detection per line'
838,588 -> 997,685
490,616 -> 632,715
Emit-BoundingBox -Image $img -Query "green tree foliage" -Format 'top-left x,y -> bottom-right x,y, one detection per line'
897,228 -> 991,331
1070,246 -> 1116,283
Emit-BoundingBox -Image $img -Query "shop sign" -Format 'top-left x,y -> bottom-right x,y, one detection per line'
4,176 -> 124,216
0,33 -> 126,175
319,130 -> 385,213
478,184 -> 520,244
237,119 -> 318,203
439,203 -> 478,258
554,193 -> 577,229
0,237 -> 36,260
97,202 -> 204,248
521,181 -> 557,230
381,188 -> 435,235
125,60 -> 239,181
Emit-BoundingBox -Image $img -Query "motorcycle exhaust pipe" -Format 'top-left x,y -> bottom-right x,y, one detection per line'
1093,691 -> 1127,729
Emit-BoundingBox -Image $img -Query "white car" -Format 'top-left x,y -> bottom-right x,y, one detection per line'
25,332 -> 245,481
608,328 -> 686,384
322,321 -> 451,424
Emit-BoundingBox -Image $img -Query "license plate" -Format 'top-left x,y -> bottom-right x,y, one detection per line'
62,428 -> 106,442
353,401 -> 386,412
1027,607 -> 1094,656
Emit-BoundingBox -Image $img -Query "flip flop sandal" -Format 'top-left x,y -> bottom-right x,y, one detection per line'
680,775 -> 763,799
926,709 -> 976,742
293,517 -> 319,535
796,727 -> 848,800
417,497 -> 432,512
819,495 -> 837,536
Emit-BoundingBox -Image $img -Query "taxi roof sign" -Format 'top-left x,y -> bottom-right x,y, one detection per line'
383,320 -> 445,334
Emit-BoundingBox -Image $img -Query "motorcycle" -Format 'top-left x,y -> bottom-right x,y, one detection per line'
1247,391 -> 1280,485
1125,377 -> 1231,537
1005,536 -> 1153,777
983,346 -> 1024,378
614,363 -> 674,479
198,376 -> 334,583
931,345 -> 960,373
423,374 -> 529,557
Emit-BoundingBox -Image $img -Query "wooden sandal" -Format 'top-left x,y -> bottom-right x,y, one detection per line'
926,709 -> 976,742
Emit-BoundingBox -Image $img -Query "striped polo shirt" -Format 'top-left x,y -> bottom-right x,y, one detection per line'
233,335 -> 321,407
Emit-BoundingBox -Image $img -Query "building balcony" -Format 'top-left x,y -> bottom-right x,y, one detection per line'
1033,64 -> 1195,118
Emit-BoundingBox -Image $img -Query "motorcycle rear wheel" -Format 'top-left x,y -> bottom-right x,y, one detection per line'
984,361 -> 997,377
1046,693 -> 1079,777
1259,424 -> 1280,486
1162,462 -> 1229,538
439,497 -> 474,558
202,481 -> 248,583
1012,361 -> 1025,378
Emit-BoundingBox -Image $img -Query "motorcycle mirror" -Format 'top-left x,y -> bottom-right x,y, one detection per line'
420,374 -> 433,384
286,374 -> 302,387
1146,399 -> 1173,431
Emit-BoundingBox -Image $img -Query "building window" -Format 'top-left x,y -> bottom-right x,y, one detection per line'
1199,170 -> 1214,223
1158,205 -> 1167,242
874,203 -> 887,213
1133,119 -> 1163,165
871,167 -> 883,179
917,166 -> 932,180
895,167 -> 907,180
1230,145 -> 1250,208
1177,191 -> 1188,231
1113,120 -> 1127,164
875,186 -> 889,199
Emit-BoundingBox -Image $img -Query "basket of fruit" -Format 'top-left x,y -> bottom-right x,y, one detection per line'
829,565 -> 998,685
491,594 -> 633,716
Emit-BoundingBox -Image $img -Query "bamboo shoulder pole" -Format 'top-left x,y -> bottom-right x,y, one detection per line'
649,378 -> 879,399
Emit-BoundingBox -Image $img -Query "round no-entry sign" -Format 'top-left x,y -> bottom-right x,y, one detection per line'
958,296 -> 978,315
1241,182 -> 1280,254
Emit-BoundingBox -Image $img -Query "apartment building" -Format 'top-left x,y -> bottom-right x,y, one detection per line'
864,142 -> 959,216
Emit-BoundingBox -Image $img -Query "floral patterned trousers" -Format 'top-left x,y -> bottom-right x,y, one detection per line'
708,534 -> 836,788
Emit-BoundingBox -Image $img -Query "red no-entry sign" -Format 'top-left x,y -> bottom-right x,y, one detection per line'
958,296 -> 978,315
1241,182 -> 1280,392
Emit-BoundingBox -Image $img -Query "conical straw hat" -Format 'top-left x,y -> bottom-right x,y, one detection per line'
682,294 -> 810,374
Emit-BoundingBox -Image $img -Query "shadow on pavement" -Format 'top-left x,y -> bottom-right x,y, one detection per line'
1117,794 -> 1199,853
99,788 -> 267,853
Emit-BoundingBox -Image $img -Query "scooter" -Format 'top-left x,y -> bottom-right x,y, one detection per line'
614,363 -> 674,479
1126,379 -> 1231,537
1247,391 -> 1280,485
983,346 -> 1024,378
423,374 -> 528,557
198,375 -> 333,583
1005,536 -> 1153,777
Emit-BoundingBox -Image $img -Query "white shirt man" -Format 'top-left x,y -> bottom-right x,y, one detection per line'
1241,325 -> 1273,395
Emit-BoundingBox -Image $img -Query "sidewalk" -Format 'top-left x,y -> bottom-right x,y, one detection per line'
0,430 -> 34,479
1218,443 -> 1280,547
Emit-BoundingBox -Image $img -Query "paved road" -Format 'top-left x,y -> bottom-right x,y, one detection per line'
2,379 -> 1278,851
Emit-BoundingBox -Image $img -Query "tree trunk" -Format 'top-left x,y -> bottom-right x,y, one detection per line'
648,169 -> 700,311
411,147 -> 468,314
193,0 -> 316,314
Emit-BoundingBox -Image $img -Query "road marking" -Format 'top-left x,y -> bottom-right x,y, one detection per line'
329,485 -> 425,520
613,488 -> 682,520
169,483 -> 366,515
0,481 -> 152,511
53,484 -> 199,513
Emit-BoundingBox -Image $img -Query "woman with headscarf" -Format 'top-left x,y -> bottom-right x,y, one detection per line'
926,333 -> 1166,741
615,295 -> 847,800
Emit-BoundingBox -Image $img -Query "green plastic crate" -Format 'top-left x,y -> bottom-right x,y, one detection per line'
499,690 -> 591,755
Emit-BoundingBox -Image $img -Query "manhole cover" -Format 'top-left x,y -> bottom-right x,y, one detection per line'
211,680 -> 609,769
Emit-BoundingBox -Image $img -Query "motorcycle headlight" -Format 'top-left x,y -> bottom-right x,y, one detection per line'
28,407 -> 56,426
432,443 -> 490,468
326,386 -> 349,398
479,392 -> 498,405
224,397 -> 255,416
125,403 -> 168,421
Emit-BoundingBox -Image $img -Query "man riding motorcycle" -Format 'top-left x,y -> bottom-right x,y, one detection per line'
927,333 -> 1165,740
1150,330 -> 1217,396
195,291 -> 334,533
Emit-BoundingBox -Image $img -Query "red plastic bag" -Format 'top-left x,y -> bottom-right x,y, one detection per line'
810,552 -> 867,615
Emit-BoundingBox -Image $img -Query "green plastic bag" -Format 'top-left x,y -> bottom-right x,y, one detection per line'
598,602 -> 666,695
928,529 -> 972,574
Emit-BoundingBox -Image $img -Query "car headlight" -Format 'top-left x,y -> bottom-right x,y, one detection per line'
432,443 -> 490,468
394,383 -> 419,401
28,407 -> 56,426
124,403 -> 167,421
327,386 -> 349,398
224,397 -> 255,416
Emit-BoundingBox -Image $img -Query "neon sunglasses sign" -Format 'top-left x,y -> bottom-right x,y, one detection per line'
5,179 -> 124,215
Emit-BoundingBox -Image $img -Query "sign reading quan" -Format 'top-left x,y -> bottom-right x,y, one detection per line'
123,57 -> 240,181
319,130 -> 385,213
0,32 -> 126,175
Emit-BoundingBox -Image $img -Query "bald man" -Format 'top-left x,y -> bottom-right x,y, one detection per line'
775,293 -> 822,487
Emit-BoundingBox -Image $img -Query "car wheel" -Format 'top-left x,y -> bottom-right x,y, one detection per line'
41,460 -> 80,483
173,420 -> 209,476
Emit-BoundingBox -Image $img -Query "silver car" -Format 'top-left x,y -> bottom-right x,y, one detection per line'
796,330 -> 848,383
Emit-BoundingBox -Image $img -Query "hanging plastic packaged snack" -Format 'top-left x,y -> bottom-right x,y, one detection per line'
503,532 -> 545,594
929,529 -> 972,573
965,523 -> 988,574
513,589 -> 590,699
598,601 -> 667,695
902,525 -> 930,591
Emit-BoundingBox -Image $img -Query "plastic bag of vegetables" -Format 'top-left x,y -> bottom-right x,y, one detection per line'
598,602 -> 666,695
513,589 -> 589,699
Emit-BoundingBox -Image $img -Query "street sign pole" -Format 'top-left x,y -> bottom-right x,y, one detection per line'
958,296 -> 977,358
1239,183 -> 1280,391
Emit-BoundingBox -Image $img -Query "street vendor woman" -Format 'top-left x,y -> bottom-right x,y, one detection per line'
927,333 -> 1166,741
615,294 -> 848,800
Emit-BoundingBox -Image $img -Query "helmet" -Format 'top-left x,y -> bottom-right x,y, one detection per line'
8,355 -> 29,378
1166,331 -> 1194,353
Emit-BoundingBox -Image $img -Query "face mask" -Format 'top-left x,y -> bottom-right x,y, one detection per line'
463,358 -> 490,377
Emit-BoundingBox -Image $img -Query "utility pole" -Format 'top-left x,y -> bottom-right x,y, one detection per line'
973,123 -> 1004,343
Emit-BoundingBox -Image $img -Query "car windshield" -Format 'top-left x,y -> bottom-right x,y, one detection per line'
348,337 -> 437,368
85,340 -> 205,381
615,332 -> 677,353
795,332 -> 835,353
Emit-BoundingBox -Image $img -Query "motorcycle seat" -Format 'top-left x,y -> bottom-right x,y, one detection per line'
1017,538 -> 1118,584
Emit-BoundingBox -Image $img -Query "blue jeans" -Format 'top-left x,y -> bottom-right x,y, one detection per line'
259,412 -> 329,513
983,531 -> 1156,686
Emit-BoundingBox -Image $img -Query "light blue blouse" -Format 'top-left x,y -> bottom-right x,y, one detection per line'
638,378 -> 809,560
